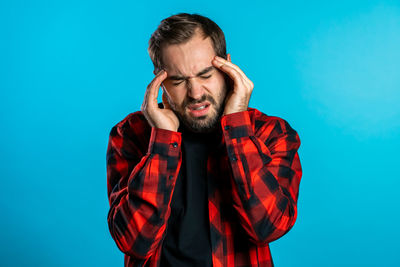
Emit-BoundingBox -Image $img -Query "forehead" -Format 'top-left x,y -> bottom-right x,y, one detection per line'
161,32 -> 216,76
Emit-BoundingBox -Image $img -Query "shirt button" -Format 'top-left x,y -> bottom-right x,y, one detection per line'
169,175 -> 174,180
231,155 -> 237,161
171,142 -> 178,148
224,125 -> 230,130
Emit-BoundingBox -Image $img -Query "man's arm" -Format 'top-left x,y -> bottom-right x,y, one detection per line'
106,68 -> 181,261
106,119 -> 182,260
221,110 -> 302,244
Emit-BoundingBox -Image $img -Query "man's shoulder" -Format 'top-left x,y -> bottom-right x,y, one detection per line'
112,110 -> 148,128
109,110 -> 151,139
247,107 -> 297,135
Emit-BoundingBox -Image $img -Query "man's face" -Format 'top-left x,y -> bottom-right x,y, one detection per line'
160,30 -> 229,133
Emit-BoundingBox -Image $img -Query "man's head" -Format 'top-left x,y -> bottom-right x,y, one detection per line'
148,13 -> 231,133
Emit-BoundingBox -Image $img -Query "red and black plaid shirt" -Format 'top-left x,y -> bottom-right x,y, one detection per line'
106,106 -> 302,267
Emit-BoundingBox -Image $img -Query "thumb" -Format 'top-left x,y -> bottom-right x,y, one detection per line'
162,90 -> 173,110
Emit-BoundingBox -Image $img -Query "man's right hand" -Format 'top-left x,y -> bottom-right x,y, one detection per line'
141,70 -> 180,132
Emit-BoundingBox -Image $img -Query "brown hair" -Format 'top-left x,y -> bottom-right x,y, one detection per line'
148,13 -> 227,73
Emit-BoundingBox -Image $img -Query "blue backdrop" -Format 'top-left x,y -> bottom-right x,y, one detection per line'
1,0 -> 399,266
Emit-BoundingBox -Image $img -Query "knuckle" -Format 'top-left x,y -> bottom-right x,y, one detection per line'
248,80 -> 254,89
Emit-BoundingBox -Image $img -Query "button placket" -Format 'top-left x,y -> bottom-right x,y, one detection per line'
168,141 -> 179,182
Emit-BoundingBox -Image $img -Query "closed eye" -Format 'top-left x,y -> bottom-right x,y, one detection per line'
172,81 -> 183,86
171,74 -> 212,86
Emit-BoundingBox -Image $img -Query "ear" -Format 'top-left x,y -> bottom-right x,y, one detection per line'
227,53 -> 231,62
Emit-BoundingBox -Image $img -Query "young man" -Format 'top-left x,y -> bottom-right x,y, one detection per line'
106,13 -> 302,267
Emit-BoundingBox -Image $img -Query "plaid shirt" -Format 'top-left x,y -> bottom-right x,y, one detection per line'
106,106 -> 302,267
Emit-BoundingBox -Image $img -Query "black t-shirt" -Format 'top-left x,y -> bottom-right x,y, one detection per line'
160,126 -> 219,267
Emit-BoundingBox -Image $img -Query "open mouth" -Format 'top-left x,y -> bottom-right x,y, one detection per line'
187,103 -> 211,117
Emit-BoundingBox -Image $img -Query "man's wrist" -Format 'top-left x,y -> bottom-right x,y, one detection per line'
221,110 -> 253,139
147,127 -> 182,157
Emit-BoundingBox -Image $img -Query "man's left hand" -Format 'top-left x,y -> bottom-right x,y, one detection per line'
212,54 -> 254,116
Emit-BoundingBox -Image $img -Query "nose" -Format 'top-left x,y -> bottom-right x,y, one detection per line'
186,78 -> 205,100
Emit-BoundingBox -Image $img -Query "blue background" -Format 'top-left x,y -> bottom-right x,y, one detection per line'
1,0 -> 399,266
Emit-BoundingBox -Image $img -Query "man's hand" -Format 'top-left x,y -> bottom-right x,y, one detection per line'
212,54 -> 254,116
141,70 -> 180,132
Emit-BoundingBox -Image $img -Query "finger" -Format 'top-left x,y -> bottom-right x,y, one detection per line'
162,90 -> 172,110
212,58 -> 244,85
146,70 -> 168,108
214,57 -> 254,89
213,56 -> 247,79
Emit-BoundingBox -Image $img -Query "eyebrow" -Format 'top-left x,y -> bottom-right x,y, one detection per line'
167,66 -> 215,81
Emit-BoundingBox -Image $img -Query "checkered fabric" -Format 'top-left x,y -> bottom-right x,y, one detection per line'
106,107 -> 302,267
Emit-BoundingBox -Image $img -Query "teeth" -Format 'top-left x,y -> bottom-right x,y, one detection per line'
193,105 -> 206,110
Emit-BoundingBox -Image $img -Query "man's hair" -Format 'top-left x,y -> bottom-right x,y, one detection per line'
148,13 -> 227,73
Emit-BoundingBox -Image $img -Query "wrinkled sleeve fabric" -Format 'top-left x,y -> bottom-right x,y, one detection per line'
221,110 -> 302,244
106,120 -> 182,261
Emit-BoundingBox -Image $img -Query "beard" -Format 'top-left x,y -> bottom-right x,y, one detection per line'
166,84 -> 228,134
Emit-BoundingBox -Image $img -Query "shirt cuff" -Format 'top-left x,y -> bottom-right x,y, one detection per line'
147,127 -> 182,157
221,110 -> 254,139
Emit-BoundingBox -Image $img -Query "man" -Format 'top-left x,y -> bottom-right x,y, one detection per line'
106,13 -> 302,267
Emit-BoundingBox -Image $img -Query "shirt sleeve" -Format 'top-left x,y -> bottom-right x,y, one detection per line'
106,122 -> 182,260
220,110 -> 302,244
